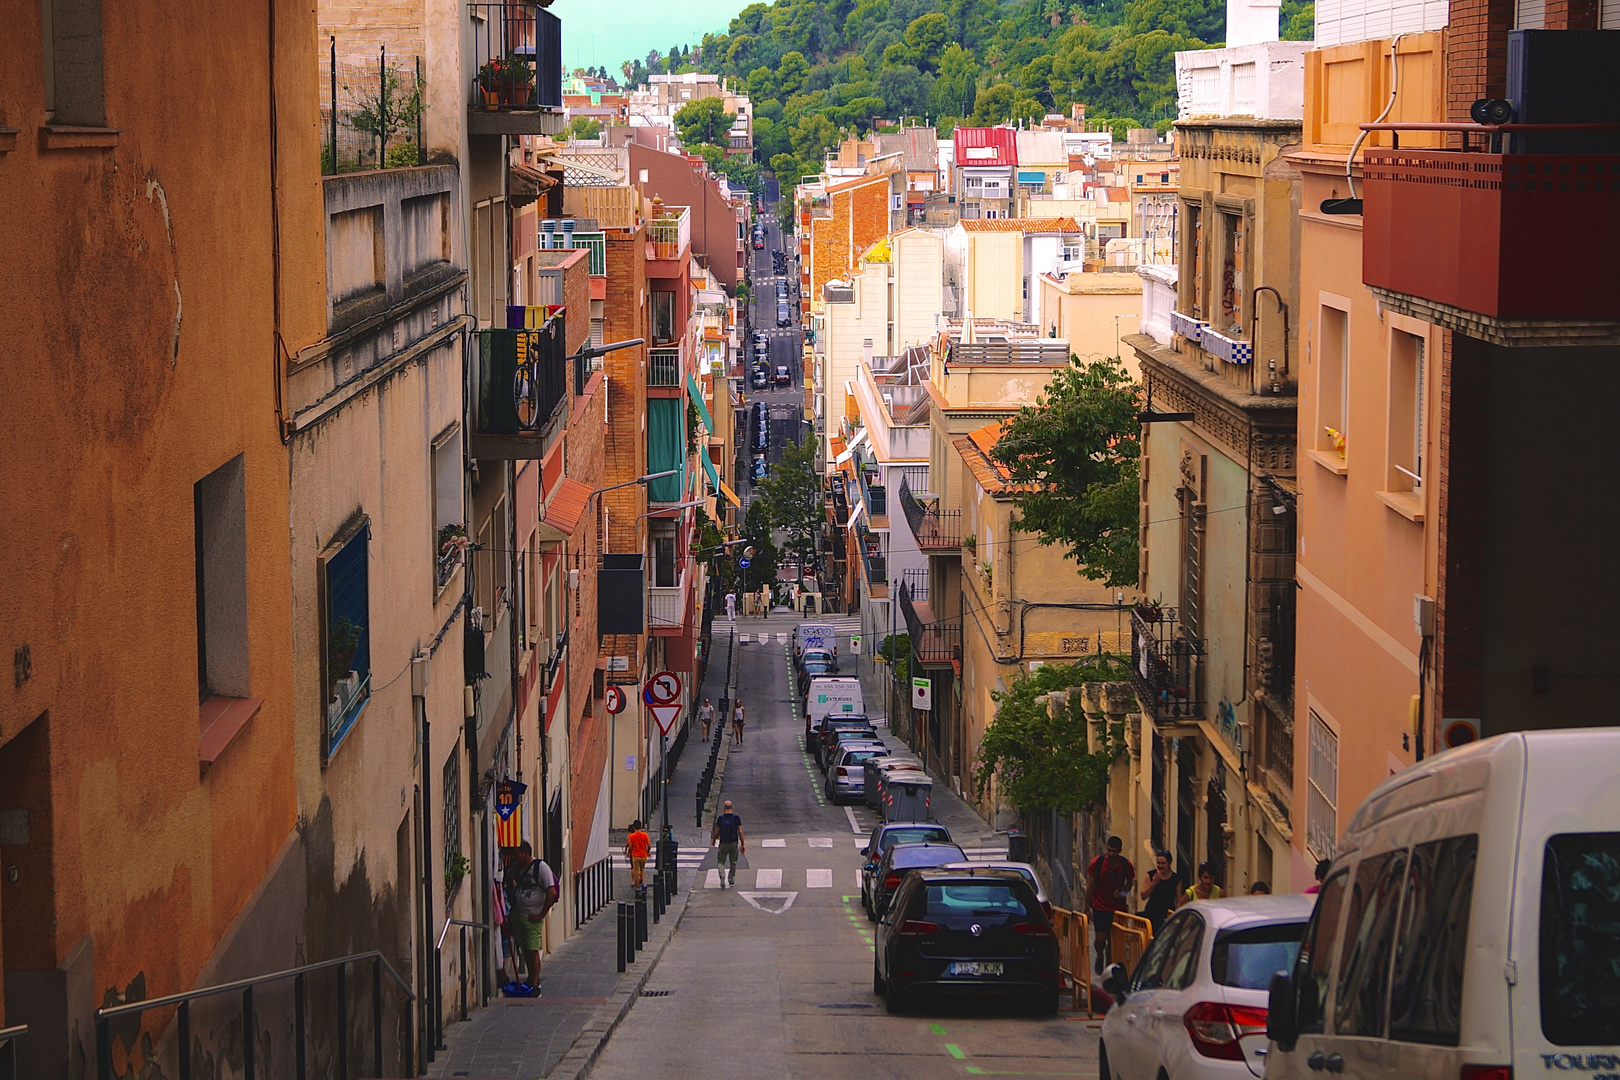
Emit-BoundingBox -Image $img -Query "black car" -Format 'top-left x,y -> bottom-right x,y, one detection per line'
777,303 -> 791,328
751,456 -> 768,480
874,868 -> 1060,1016
861,823 -> 954,914
813,715 -> 874,768
870,841 -> 969,921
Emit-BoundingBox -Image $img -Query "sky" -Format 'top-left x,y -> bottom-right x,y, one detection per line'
548,0 -> 753,77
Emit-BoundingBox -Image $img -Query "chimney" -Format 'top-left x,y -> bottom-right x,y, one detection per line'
862,338 -> 874,368
562,219 -> 576,247
541,219 -> 557,249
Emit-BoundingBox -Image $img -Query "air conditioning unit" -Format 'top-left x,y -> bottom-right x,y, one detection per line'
568,568 -> 580,591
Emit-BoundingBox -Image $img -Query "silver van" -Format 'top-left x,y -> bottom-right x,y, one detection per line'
1264,729 -> 1620,1080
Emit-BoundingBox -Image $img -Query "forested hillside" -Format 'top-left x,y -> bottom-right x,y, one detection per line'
620,0 -> 1312,186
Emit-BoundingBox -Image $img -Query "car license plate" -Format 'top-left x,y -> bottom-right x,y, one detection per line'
946,962 -> 1003,977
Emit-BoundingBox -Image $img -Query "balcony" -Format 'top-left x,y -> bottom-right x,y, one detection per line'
858,468 -> 888,529
648,566 -> 692,633
1128,607 -> 1205,723
898,582 -> 961,668
469,317 -> 568,459
898,475 -> 961,551
1361,131 -> 1620,342
859,533 -> 888,599
648,347 -> 681,388
647,205 -> 691,261
468,3 -> 563,136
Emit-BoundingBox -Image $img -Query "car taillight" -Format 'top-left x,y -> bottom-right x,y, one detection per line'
1183,1001 -> 1267,1061
836,767 -> 848,776
896,920 -> 939,935
1013,922 -> 1056,937
1041,901 -> 1054,921
1460,1069 -> 1512,1080
884,873 -> 902,890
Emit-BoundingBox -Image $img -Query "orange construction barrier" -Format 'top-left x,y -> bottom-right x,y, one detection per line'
1110,911 -> 1154,976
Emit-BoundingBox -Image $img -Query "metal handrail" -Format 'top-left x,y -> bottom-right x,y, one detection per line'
1,1025 -> 26,1080
437,917 -> 492,952
431,919 -> 494,1058
95,951 -> 412,1080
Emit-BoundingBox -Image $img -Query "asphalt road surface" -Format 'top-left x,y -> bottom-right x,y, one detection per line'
741,185 -> 807,512
588,625 -> 1103,1080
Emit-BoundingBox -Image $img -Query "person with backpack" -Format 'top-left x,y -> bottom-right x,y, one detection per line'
505,842 -> 558,991
1085,835 -> 1135,973
711,800 -> 745,887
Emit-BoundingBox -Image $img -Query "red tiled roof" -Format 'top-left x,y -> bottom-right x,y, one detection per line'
952,126 -> 1017,167
542,477 -> 591,535
958,216 -> 1081,234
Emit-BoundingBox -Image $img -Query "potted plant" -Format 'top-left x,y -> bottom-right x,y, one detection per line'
327,615 -> 361,698
445,853 -> 472,894
475,61 -> 504,109
962,532 -> 976,553
499,54 -> 534,107
437,522 -> 468,556
1134,597 -> 1164,623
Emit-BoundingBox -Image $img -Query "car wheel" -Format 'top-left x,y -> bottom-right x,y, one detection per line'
1098,1040 -> 1111,1080
884,984 -> 908,1015
1028,988 -> 1059,1018
872,962 -> 887,996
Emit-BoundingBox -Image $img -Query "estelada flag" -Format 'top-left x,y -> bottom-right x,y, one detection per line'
495,778 -> 527,849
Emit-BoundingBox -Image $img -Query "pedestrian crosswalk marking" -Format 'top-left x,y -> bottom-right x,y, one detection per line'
808,837 -> 834,848
853,838 -> 866,851
755,868 -> 783,888
704,869 -> 722,889
738,633 -> 751,643
761,838 -> 786,848
806,869 -> 833,888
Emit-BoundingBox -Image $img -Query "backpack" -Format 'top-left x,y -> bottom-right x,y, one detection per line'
716,813 -> 741,843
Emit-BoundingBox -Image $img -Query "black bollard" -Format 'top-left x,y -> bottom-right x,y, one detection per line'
653,874 -> 664,921
616,902 -> 629,971
635,889 -> 649,946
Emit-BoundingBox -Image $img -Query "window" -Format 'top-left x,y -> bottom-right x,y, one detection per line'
1317,306 -> 1349,455
1185,204 -> 1204,319
1161,912 -> 1206,989
195,455 -> 250,702
433,424 -> 464,588
651,522 -> 677,588
1219,211 -> 1245,335
41,0 -> 106,127
1295,869 -> 1348,1033
1132,911 -> 1195,991
890,194 -> 903,211
1179,466 -> 1205,640
1540,832 -> 1620,1044
1307,709 -> 1338,861
1389,834 -> 1478,1044
443,745 -> 462,900
321,518 -> 371,755
1334,848 -> 1407,1036
1212,921 -> 1308,990
1386,330 -> 1425,493
651,289 -> 676,343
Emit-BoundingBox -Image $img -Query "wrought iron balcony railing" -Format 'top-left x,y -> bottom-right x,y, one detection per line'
898,474 -> 960,550
898,581 -> 961,667
1129,607 -> 1205,722
647,347 -> 680,388
468,4 -> 561,113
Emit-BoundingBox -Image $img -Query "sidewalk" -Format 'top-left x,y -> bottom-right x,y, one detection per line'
424,633 -> 738,1080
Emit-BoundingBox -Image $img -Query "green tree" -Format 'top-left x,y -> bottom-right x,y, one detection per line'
990,358 -> 1142,587
674,97 -> 737,145
777,50 -> 812,97
738,500 -> 780,591
932,44 -> 980,117
1281,0 -> 1315,39
903,12 -> 951,70
974,655 -> 1133,812
877,63 -> 934,118
757,434 -> 822,578
790,112 -> 840,159
747,65 -> 778,101
970,81 -> 1017,124
569,115 -> 602,139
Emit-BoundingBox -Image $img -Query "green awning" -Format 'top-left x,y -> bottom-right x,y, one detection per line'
687,371 -> 714,433
700,445 -> 721,490
647,398 -> 684,503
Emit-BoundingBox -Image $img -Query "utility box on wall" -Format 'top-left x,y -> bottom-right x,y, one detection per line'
598,553 -> 645,635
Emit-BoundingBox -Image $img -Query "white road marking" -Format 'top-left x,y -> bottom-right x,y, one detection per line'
738,633 -> 751,643
853,837 -> 866,851
704,869 -> 722,889
737,890 -> 797,915
755,868 -> 783,888
806,868 -> 833,888
808,837 -> 834,848
761,838 -> 786,848
776,632 -> 787,643
844,805 -> 863,834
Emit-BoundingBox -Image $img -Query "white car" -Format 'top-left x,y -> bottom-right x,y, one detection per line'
1099,895 -> 1313,1080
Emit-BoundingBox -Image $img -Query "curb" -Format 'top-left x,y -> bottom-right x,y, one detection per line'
545,885 -> 693,1080
701,726 -> 736,825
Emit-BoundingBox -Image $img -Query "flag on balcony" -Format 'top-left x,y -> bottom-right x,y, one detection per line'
495,778 -> 527,850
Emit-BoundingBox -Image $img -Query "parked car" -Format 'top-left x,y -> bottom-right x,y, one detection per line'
803,675 -> 863,732
827,745 -> 888,802
751,456 -> 768,480
875,868 -> 1061,1016
1101,895 -> 1312,1080
814,715 -> 876,768
797,646 -> 838,676
821,728 -> 881,773
940,861 -> 1052,919
751,368 -> 770,390
1263,728 -> 1620,1080
774,365 -> 791,387
777,303 -> 791,327
861,822 -> 954,916
869,840 -> 970,921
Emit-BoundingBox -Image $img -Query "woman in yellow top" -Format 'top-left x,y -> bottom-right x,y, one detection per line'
1176,862 -> 1224,907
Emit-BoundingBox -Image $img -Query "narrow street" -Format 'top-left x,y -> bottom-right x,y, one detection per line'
589,614 -> 1103,1080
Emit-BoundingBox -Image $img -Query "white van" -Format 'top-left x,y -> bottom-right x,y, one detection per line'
1263,729 -> 1620,1080
803,676 -> 863,732
794,622 -> 837,661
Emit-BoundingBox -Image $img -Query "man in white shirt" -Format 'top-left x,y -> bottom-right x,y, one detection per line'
505,842 -> 558,991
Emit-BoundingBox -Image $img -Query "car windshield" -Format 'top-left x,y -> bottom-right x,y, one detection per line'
920,882 -> 1033,920
1211,921 -> 1308,990
882,827 -> 949,851
892,844 -> 965,867
843,750 -> 883,764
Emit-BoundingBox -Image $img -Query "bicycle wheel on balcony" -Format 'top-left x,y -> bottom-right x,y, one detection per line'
514,366 -> 540,430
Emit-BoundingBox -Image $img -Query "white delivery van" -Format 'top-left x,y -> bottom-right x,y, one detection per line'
803,676 -> 863,732
795,621 -> 837,661
1264,728 -> 1620,1080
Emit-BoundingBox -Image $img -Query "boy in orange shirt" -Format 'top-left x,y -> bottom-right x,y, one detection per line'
625,820 -> 652,891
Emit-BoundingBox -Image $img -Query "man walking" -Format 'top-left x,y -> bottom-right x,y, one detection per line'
732,701 -> 746,747
698,698 -> 716,741
624,819 -> 651,892
1085,835 -> 1134,974
505,842 -> 559,991
711,800 -> 745,887
725,590 -> 737,622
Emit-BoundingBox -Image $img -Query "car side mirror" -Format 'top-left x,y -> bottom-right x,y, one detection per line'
860,846 -> 871,857
1267,971 -> 1299,1051
1101,962 -> 1128,1004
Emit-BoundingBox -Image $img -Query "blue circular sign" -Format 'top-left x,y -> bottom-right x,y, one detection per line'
738,557 -> 752,568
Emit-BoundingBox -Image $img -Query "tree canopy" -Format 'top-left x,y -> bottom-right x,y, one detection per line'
756,432 -> 822,576
674,97 -> 737,146
990,357 -> 1142,588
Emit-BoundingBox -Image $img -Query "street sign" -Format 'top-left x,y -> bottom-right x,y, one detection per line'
738,557 -> 752,569
645,670 -> 682,705
850,634 -> 862,654
648,702 -> 682,735
912,677 -> 933,711
605,685 -> 627,714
